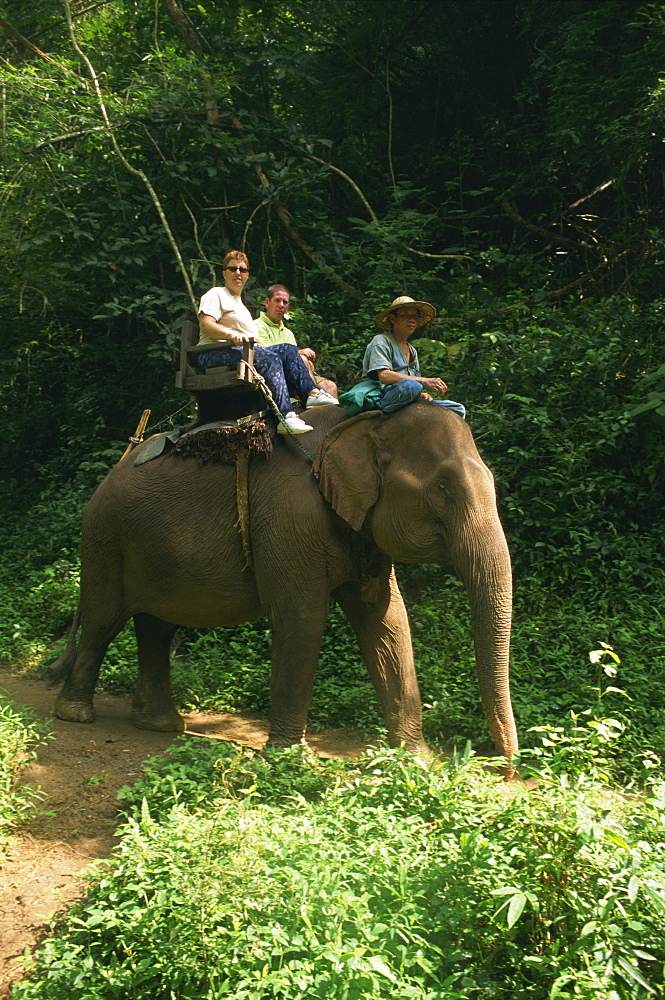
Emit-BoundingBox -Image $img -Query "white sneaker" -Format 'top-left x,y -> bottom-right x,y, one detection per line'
306,389 -> 339,408
277,412 -> 314,435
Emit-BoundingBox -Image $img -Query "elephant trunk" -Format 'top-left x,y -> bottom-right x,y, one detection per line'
453,526 -> 518,767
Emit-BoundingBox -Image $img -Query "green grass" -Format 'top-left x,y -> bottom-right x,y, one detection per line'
12,740 -> 665,999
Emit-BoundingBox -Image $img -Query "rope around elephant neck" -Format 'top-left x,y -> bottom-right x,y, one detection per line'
245,362 -> 316,463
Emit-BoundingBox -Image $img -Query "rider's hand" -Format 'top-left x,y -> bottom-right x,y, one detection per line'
423,377 -> 448,395
229,332 -> 252,346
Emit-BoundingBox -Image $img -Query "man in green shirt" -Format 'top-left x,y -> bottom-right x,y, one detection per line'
254,284 -> 338,399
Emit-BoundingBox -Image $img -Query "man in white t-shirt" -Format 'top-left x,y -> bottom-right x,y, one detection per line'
197,252 -> 337,434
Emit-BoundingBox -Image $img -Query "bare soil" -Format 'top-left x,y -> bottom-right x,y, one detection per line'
0,668 -> 369,997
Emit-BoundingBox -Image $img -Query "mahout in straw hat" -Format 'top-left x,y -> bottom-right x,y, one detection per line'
373,295 -> 436,331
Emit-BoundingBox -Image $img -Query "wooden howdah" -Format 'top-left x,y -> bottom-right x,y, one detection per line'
175,320 -> 269,423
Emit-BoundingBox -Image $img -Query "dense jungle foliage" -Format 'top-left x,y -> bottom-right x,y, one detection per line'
1,1 -> 665,996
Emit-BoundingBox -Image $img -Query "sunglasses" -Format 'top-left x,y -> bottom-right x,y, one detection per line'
226,265 -> 249,274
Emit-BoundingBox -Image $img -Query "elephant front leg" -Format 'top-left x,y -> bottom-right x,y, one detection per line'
334,568 -> 429,756
265,603 -> 329,747
132,613 -> 184,732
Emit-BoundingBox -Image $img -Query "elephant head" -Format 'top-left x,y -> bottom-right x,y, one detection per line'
314,403 -> 518,763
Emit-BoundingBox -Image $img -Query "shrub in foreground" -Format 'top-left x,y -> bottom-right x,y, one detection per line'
13,742 -> 665,999
0,694 -> 47,846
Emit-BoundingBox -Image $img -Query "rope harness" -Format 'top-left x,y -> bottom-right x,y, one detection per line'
231,360 -> 317,568
243,360 -> 316,464
234,446 -> 254,571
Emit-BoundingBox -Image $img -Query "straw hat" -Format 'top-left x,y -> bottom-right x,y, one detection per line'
373,295 -> 436,330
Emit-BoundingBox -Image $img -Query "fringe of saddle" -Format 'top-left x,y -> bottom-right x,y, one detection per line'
173,419 -> 275,464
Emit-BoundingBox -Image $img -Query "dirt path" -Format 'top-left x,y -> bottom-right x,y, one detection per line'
0,668 -> 369,997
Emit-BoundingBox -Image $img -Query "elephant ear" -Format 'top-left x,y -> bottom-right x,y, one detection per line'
313,411 -> 385,531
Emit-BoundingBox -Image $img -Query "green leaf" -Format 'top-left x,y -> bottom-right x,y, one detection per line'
367,956 -> 397,981
506,892 -> 527,928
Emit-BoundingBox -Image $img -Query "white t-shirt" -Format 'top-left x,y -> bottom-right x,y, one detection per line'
197,286 -> 256,346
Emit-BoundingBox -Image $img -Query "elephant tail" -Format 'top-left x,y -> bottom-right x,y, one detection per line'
44,606 -> 81,688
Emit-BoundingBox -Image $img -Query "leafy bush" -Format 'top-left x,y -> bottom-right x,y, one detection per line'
0,478 -> 84,668
452,297 -> 664,589
0,694 -> 48,845
13,744 -> 665,999
116,739 -> 347,822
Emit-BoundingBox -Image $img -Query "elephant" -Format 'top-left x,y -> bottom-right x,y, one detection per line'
51,401 -> 518,765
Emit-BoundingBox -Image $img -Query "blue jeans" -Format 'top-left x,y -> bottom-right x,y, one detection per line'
197,343 -> 316,415
377,379 -> 466,419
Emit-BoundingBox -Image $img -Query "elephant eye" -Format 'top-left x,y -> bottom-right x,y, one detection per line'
438,480 -> 449,491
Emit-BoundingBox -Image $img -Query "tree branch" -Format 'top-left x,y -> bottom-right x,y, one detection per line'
502,199 -> 593,252
542,249 -> 632,300
0,14 -> 78,77
569,179 -> 615,209
306,153 -> 472,262
405,247 -> 474,261
62,0 -> 198,314
180,195 -> 216,287
385,61 -> 397,199
229,114 -> 364,301
428,247 -> 636,328
160,0 -> 364,301
22,125 -> 108,154
306,152 -> 380,225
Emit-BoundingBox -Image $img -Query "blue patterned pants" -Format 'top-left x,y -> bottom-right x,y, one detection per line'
197,343 -> 317,415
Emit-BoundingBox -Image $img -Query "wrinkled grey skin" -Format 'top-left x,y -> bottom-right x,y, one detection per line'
52,403 -> 518,764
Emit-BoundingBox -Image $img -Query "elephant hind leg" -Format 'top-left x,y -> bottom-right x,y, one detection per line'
132,613 -> 184,732
54,623 -> 120,724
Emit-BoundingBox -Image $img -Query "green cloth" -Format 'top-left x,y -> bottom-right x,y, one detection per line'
253,312 -> 298,348
338,379 -> 384,417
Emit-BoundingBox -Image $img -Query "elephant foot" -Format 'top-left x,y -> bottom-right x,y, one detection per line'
54,696 -> 96,724
483,760 -> 516,782
389,734 -> 432,758
265,733 -> 309,750
131,708 -> 185,733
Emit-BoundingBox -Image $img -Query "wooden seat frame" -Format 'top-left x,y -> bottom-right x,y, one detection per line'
175,319 -> 270,424
175,320 -> 257,393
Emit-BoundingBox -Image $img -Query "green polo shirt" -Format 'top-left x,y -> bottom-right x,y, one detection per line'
253,312 -> 298,349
